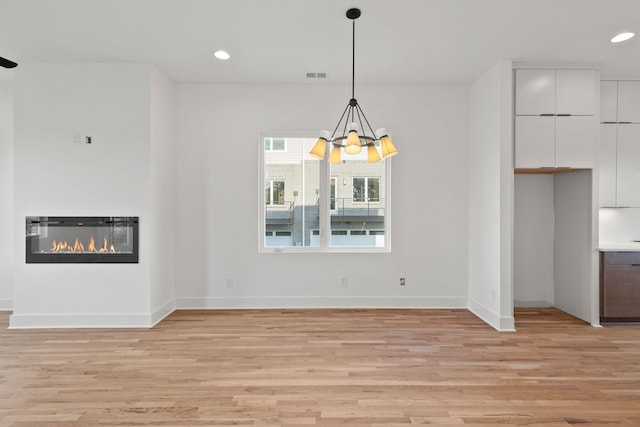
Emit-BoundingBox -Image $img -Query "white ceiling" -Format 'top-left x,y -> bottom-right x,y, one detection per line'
1,0 -> 639,84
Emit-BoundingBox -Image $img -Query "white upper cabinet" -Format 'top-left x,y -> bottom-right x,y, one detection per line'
515,69 -> 556,115
617,81 -> 640,123
515,69 -> 597,116
555,70 -> 597,115
616,124 -> 640,207
555,116 -> 596,168
515,116 -> 555,168
514,68 -> 597,169
600,81 -> 618,123
598,125 -> 617,207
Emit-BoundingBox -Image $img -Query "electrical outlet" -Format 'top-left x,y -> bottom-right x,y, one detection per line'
340,276 -> 348,287
225,278 -> 234,288
400,277 -> 406,286
491,290 -> 497,302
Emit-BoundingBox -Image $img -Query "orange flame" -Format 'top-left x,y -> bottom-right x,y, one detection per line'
47,235 -> 117,253
98,236 -> 107,252
88,236 -> 96,252
73,238 -> 85,252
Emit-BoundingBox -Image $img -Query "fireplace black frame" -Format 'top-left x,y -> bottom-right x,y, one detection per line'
26,216 -> 139,264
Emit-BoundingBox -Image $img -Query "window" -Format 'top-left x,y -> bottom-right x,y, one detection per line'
352,177 -> 380,202
264,137 -> 286,152
260,133 -> 390,252
265,180 -> 285,205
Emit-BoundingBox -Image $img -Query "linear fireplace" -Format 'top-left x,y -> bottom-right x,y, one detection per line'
26,216 -> 139,263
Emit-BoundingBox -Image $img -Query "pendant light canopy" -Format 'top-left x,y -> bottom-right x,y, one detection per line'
309,8 -> 398,163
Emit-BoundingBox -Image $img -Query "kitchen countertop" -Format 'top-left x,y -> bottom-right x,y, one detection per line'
599,241 -> 640,252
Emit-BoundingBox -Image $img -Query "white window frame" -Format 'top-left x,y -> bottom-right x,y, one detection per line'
258,132 -> 391,253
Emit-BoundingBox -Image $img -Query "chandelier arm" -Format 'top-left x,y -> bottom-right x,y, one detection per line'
355,104 -> 378,141
353,106 -> 366,142
341,105 -> 354,140
330,103 -> 352,140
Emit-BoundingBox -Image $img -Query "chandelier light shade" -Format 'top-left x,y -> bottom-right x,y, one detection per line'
309,8 -> 398,163
377,128 -> 398,158
309,130 -> 330,160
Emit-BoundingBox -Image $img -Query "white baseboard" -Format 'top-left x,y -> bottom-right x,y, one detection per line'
176,296 -> 468,310
151,299 -> 176,326
468,298 -> 515,331
0,298 -> 12,311
8,313 -> 155,329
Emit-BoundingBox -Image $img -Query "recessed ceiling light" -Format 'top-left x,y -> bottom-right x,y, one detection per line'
610,32 -> 635,43
214,50 -> 230,60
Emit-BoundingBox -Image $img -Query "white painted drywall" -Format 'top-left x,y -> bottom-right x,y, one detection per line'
11,63 -> 155,327
0,83 -> 13,310
174,82 -> 470,308
554,170 -> 596,324
600,208 -> 640,242
513,174 -> 555,307
149,67 -> 176,322
467,61 -> 515,331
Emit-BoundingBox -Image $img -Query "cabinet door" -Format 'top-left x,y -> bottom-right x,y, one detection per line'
617,81 -> 640,123
555,116 -> 596,168
603,265 -> 640,318
515,116 -> 555,168
598,124 -> 617,207
515,69 -> 555,115
617,124 -> 640,207
556,70 -> 597,116
600,81 -> 618,123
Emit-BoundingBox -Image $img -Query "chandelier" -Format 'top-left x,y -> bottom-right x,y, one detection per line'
309,8 -> 398,164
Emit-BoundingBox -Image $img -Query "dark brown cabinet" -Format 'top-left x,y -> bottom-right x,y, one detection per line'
600,251 -> 640,322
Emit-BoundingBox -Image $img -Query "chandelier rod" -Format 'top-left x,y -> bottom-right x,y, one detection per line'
351,18 -> 356,101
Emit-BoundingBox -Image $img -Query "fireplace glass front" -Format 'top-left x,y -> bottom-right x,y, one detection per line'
26,216 -> 139,263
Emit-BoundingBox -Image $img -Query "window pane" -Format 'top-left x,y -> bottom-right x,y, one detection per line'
273,181 -> 285,205
353,177 -> 365,202
264,138 -> 271,151
263,137 -> 320,248
265,181 -> 272,205
368,178 -> 380,202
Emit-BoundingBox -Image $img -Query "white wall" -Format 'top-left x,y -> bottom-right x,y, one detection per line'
174,83 -> 470,308
0,82 -> 13,310
554,170 -> 597,324
513,174 -> 555,307
600,208 -> 640,242
149,68 -> 176,323
467,61 -> 515,331
10,63 -> 160,327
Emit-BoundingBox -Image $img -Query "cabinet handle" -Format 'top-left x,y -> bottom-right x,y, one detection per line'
540,114 -> 555,116
618,122 -> 632,124
632,264 -> 640,267
602,121 -> 617,124
556,114 -> 572,116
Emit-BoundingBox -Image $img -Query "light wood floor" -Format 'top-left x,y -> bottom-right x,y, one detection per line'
1,308 -> 640,426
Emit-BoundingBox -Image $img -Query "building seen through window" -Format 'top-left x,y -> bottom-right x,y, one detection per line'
261,135 -> 388,250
